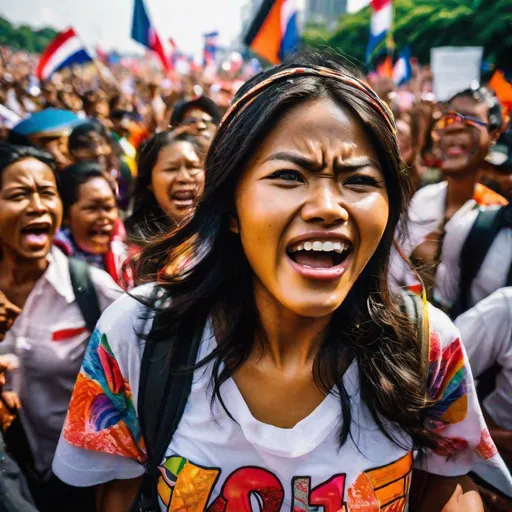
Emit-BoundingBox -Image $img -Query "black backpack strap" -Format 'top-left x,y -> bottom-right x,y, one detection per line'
132,307 -> 205,512
68,258 -> 102,333
507,263 -> 512,288
454,206 -> 504,317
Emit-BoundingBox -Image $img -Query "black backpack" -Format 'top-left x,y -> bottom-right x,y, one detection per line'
68,258 -> 102,334
130,291 -> 428,512
452,203 -> 512,318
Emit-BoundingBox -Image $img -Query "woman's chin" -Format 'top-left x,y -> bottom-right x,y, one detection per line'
77,240 -> 110,256
278,293 -> 346,319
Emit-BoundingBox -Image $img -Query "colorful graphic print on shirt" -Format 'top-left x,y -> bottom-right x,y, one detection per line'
63,329 -> 147,463
156,452 -> 413,512
425,331 -> 471,455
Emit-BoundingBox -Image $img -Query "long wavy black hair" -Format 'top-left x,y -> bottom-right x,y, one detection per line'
135,49 -> 437,451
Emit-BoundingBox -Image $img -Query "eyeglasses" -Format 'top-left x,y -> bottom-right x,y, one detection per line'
180,116 -> 216,128
433,112 -> 488,132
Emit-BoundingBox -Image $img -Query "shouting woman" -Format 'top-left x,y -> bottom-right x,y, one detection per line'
53,52 -> 510,511
0,144 -> 121,511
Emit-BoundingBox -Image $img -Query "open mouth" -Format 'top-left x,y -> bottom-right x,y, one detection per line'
441,136 -> 471,159
171,189 -> 196,209
444,144 -> 469,157
20,222 -> 52,248
88,226 -> 112,243
286,239 -> 352,280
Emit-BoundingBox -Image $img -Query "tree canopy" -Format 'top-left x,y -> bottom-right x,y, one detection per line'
303,0 -> 512,68
0,16 -> 58,53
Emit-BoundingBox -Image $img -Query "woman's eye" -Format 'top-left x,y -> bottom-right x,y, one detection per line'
269,170 -> 304,182
344,175 -> 382,187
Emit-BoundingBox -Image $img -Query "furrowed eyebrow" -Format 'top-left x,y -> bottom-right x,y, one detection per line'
333,157 -> 382,173
262,152 -> 381,173
262,152 -> 324,173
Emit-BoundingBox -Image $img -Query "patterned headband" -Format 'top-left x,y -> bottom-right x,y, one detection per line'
218,66 -> 396,135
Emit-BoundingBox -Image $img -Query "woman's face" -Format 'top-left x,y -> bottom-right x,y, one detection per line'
68,177 -> 118,255
150,141 -> 205,224
0,157 -> 62,261
234,97 -> 390,318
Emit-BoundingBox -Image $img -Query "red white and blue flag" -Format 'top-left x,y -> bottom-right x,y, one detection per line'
203,31 -> 219,66
366,0 -> 393,62
393,47 -> 413,85
244,0 -> 299,65
131,0 -> 170,72
35,28 -> 93,81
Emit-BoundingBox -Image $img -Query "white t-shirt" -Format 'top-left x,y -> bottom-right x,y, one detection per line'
53,285 -> 512,509
455,287 -> 512,430
389,182 -> 449,292
435,202 -> 512,310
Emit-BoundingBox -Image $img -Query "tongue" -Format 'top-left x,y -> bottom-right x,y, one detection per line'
24,233 -> 48,246
294,251 -> 334,268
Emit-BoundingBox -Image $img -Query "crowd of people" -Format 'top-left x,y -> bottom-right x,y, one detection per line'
0,42 -> 511,512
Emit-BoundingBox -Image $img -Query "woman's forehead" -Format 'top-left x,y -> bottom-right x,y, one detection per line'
2,158 -> 55,187
449,96 -> 487,118
78,177 -> 114,199
159,141 -> 199,160
253,97 -> 378,161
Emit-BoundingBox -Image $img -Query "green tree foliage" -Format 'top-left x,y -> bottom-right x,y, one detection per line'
0,16 -> 58,53
303,0 -> 512,67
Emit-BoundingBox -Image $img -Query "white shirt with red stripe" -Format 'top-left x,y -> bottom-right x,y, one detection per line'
0,246 -> 121,476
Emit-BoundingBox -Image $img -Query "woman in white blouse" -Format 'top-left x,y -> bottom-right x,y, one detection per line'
0,143 -> 121,511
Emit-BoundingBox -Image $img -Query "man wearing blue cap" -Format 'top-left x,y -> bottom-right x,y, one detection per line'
9,108 -> 81,169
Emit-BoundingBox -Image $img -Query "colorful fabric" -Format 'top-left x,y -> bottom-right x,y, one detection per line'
53,287 -> 512,506
426,333 -> 468,433
62,328 -> 146,463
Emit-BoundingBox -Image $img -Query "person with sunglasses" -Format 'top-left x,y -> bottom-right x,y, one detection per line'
390,87 -> 506,297
169,95 -> 221,140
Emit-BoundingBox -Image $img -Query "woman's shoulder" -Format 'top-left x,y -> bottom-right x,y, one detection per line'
95,283 -> 160,348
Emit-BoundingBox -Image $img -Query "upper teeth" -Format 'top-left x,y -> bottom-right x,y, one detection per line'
289,241 -> 348,253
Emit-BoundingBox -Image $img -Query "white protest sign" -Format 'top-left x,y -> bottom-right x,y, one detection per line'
431,46 -> 483,102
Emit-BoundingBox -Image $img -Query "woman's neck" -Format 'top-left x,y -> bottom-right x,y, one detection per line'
253,285 -> 331,370
445,173 -> 476,219
0,248 -> 48,288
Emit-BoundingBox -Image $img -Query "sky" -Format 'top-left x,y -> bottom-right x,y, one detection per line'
1,0 -> 371,57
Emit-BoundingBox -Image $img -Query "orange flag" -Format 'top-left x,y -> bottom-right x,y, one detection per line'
489,70 -> 512,112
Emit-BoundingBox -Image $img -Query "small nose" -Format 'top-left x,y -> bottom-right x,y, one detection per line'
27,193 -> 46,214
443,120 -> 465,134
176,166 -> 195,183
301,180 -> 348,227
